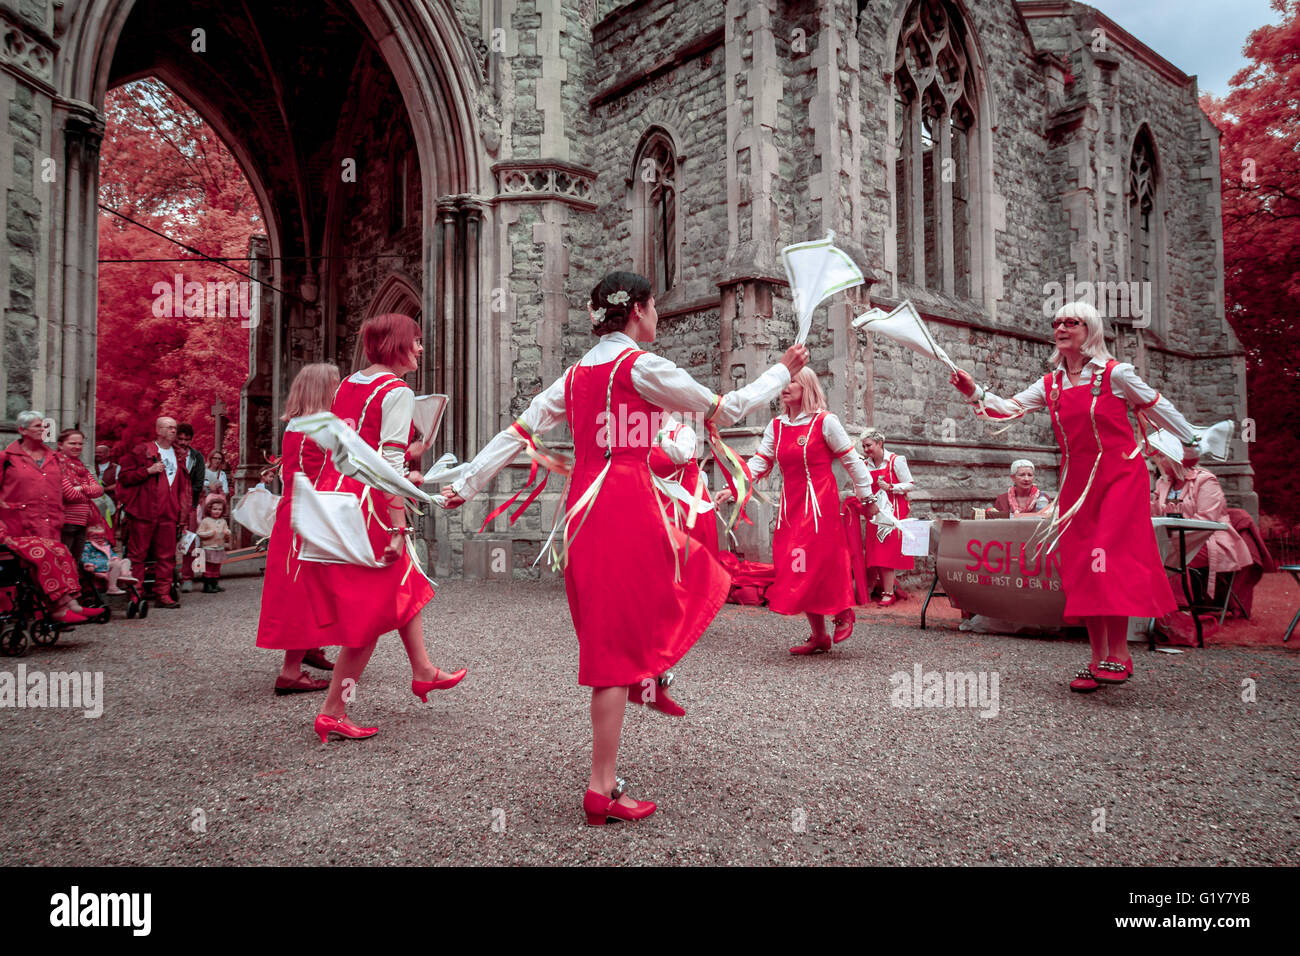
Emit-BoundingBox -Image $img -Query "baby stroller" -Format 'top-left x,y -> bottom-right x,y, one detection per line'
0,543 -> 102,657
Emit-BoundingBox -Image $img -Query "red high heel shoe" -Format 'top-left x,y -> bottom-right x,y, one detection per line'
583,778 -> 656,825
789,633 -> 832,655
411,667 -> 467,702
314,713 -> 378,743
627,672 -> 685,717
832,609 -> 855,643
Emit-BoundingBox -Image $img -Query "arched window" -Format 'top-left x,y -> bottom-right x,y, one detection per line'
632,131 -> 678,297
892,0 -> 979,300
1128,129 -> 1158,320
389,146 -> 414,234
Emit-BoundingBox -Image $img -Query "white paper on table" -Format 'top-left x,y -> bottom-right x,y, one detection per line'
899,518 -> 932,557
290,473 -> 384,567
852,300 -> 958,374
780,231 -> 865,345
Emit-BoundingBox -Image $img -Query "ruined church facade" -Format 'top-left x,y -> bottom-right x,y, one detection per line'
1,0 -> 1249,572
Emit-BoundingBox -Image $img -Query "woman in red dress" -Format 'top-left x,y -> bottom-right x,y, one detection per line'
859,428 -> 914,606
307,315 -> 464,742
951,302 -> 1198,692
255,363 -> 345,696
648,414 -> 719,556
442,272 -> 807,824
737,369 -> 872,654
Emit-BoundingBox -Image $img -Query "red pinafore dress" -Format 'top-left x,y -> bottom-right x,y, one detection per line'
564,350 -> 729,687
304,374 -> 435,646
1047,360 -> 1177,619
256,430 -> 333,649
647,425 -> 720,557
764,412 -> 855,617
864,454 -> 914,571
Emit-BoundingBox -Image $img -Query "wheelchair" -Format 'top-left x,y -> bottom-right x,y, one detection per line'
0,543 -> 107,657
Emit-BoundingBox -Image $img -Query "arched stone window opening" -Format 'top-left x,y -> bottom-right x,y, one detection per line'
892,0 -> 981,301
632,131 -> 679,299
1128,127 -> 1162,333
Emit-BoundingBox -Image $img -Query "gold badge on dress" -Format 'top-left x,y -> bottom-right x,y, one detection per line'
797,435 -> 808,446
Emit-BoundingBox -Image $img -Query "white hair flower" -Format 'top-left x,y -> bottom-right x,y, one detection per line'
607,290 -> 630,305
587,300 -> 606,325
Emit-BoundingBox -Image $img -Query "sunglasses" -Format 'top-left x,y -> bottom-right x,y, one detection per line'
1050,318 -> 1085,329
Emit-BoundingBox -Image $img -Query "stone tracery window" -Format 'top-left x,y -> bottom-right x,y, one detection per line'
893,0 -> 979,300
1128,129 -> 1156,293
632,131 -> 678,297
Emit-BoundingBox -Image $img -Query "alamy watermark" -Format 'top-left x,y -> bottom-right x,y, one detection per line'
0,665 -> 103,718
1042,275 -> 1152,327
889,664 -> 1000,718
152,273 -> 258,328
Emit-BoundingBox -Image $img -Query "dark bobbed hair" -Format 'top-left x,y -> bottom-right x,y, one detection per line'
177,423 -> 195,439
589,272 -> 653,336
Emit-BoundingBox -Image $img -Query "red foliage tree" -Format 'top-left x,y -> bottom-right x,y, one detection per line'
97,78 -> 263,464
1201,0 -> 1300,527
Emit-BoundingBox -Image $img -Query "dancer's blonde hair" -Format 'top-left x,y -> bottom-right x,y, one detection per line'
1048,301 -> 1114,368
282,363 -> 341,421
785,367 -> 827,418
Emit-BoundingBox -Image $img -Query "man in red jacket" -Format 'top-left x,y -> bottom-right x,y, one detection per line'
117,416 -> 191,608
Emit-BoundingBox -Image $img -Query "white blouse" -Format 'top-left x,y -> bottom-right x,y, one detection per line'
864,449 -> 915,493
976,358 -> 1196,442
347,370 -> 415,471
746,411 -> 874,499
453,332 -> 789,501
655,415 -> 709,489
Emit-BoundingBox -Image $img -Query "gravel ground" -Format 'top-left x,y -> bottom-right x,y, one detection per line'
1,574 -> 1296,866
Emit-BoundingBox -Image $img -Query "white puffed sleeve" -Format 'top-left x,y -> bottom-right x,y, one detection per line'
452,372 -> 568,502
630,353 -> 788,425
378,386 -> 415,472
822,414 -> 874,499
656,416 -> 697,466
745,419 -> 778,483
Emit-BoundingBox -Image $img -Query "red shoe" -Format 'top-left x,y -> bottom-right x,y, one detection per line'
877,592 -> 898,607
832,609 -> 855,644
302,649 -> 334,671
1094,657 -> 1133,684
50,609 -> 88,624
76,606 -> 109,620
314,713 -> 378,743
583,778 -> 656,826
627,672 -> 685,717
1069,668 -> 1101,693
154,597 -> 180,609
790,634 -> 833,655
412,667 -> 467,702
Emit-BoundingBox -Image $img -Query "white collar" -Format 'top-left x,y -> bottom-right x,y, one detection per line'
1054,355 -> 1106,376
779,411 -> 818,425
601,332 -> 638,349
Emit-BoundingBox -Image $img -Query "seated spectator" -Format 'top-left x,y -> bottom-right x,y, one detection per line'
81,514 -> 137,595
56,428 -> 104,590
989,460 -> 1052,518
1148,430 -> 1251,601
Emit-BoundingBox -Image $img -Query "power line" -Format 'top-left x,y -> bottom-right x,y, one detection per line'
97,203 -> 307,306
99,253 -> 416,263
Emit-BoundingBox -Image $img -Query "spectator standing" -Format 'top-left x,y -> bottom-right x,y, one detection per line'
117,416 -> 191,609
175,423 -> 206,592
94,444 -> 119,502
55,428 -> 104,592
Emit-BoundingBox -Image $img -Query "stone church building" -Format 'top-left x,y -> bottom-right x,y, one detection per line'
1,0 -> 1251,573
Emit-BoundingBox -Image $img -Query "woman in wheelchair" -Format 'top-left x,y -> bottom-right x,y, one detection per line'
1,411 -> 107,624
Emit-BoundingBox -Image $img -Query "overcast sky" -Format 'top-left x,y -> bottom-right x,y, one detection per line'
1081,0 -> 1284,96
